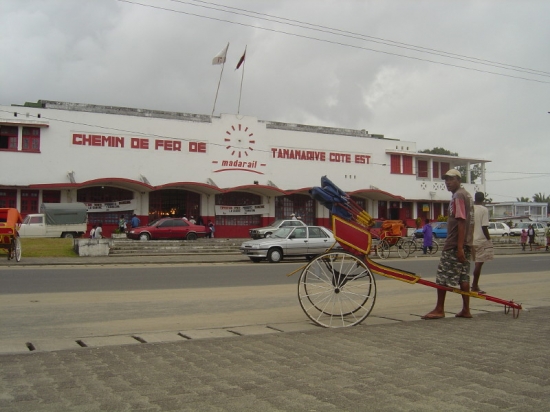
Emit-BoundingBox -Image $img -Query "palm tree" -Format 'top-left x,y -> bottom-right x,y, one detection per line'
516,197 -> 530,202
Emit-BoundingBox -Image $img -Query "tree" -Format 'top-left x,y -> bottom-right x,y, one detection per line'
420,147 -> 482,182
516,197 -> 530,202
532,193 -> 550,214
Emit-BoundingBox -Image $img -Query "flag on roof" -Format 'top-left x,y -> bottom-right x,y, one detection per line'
212,43 -> 229,65
236,48 -> 246,69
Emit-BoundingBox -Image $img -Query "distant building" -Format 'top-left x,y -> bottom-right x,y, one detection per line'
487,202 -> 548,224
0,100 -> 490,237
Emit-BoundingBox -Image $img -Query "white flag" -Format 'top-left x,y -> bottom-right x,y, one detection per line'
212,43 -> 229,65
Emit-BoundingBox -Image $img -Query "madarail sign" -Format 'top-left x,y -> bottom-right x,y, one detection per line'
215,204 -> 267,215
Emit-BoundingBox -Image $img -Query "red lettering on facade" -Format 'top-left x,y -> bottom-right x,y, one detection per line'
189,141 -> 207,153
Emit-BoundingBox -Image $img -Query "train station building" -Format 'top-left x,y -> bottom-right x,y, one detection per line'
0,100 -> 489,237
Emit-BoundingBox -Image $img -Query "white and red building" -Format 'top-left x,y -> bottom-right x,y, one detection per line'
0,100 -> 489,237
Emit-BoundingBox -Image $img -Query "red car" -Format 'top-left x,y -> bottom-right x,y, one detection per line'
127,218 -> 208,241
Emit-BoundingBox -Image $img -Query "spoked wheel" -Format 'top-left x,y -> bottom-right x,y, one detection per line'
13,237 -> 21,262
397,239 -> 415,259
376,239 -> 390,259
429,240 -> 439,254
298,251 -> 377,328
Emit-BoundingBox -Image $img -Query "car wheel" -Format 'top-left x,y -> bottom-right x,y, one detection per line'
139,233 -> 150,241
186,232 -> 197,241
267,248 -> 283,263
250,258 -> 262,263
264,232 -> 272,238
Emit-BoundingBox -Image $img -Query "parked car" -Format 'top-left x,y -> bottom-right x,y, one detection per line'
414,222 -> 448,238
249,219 -> 306,239
488,222 -> 510,236
241,225 -> 339,263
509,222 -> 545,237
127,218 -> 208,241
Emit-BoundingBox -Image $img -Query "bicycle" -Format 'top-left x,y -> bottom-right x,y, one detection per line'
408,236 -> 439,255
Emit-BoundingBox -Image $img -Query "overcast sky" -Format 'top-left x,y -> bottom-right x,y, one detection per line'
1,0 -> 549,203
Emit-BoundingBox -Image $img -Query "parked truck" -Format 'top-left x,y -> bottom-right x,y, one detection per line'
18,203 -> 88,238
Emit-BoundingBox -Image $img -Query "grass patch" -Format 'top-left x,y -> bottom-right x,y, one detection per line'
0,238 -> 78,258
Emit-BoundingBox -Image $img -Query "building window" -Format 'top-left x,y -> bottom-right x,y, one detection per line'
275,194 -> 315,225
21,190 -> 39,216
77,186 -> 134,203
22,127 -> 40,152
403,156 -> 413,175
433,161 -> 440,179
417,160 -> 428,178
440,162 -> 450,176
0,126 -> 18,151
42,190 -> 61,203
0,189 -> 17,208
390,155 -> 401,174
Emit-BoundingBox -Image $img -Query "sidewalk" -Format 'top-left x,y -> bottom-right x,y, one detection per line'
1,306 -> 548,411
0,242 -> 546,267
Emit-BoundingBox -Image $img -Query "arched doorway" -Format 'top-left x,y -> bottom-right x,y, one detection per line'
149,189 -> 201,222
275,194 -> 315,226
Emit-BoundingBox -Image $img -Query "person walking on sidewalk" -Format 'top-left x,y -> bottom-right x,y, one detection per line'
471,192 -> 493,294
422,218 -> 433,255
527,224 -> 536,251
545,223 -> 550,252
520,229 -> 528,251
422,169 -> 474,320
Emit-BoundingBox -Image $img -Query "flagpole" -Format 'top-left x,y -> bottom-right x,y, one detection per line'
212,61 -> 225,117
237,46 -> 247,115
211,42 -> 229,117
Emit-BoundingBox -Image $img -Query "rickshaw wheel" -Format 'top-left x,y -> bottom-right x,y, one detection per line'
397,239 -> 415,259
376,239 -> 390,259
298,251 -> 376,328
13,237 -> 22,262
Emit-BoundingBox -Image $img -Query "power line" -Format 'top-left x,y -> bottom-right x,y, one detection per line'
116,0 -> 550,84
179,0 -> 550,78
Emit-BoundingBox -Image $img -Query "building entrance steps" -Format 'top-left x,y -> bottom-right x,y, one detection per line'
109,238 -> 244,256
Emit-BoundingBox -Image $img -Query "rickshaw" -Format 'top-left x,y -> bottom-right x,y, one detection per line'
287,177 -> 522,328
0,208 -> 23,262
375,220 -> 415,259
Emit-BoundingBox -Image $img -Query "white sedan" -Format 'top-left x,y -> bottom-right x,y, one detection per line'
240,226 -> 339,263
488,222 -> 510,236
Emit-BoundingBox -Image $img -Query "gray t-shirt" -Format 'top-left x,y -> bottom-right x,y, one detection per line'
444,187 -> 474,250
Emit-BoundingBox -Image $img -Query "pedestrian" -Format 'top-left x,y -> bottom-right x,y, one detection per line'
291,213 -> 296,220
545,223 -> 550,252
94,223 -> 103,239
131,214 -> 140,228
527,224 -> 536,251
471,192 -> 493,294
520,229 -> 528,251
422,169 -> 474,320
118,215 -> 126,233
189,216 -> 196,225
207,220 -> 215,238
422,218 -> 433,255
89,225 -> 96,239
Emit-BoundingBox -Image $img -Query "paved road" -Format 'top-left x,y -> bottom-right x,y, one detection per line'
1,250 -> 549,411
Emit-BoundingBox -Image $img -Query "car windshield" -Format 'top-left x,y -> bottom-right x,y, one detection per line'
271,227 -> 294,238
269,220 -> 284,228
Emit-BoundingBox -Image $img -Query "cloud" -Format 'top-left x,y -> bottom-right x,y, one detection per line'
1,0 -> 549,201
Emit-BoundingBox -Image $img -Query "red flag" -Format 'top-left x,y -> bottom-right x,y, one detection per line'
236,49 -> 246,70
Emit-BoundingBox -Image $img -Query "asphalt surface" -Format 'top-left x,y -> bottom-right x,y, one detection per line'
1,248 -> 549,411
